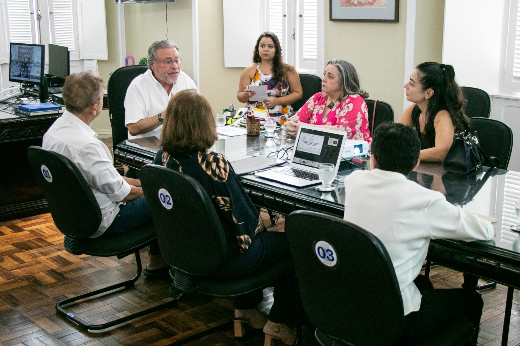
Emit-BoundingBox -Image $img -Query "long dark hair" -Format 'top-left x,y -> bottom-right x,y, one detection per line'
327,59 -> 369,99
416,62 -> 469,135
253,32 -> 289,85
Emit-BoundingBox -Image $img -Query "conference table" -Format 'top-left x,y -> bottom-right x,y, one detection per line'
114,131 -> 520,346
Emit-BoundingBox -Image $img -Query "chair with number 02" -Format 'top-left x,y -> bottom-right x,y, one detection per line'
140,164 -> 295,345
26,146 -> 176,331
285,210 -> 476,346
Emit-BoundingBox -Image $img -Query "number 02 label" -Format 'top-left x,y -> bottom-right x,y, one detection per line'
315,241 -> 337,267
158,188 -> 173,210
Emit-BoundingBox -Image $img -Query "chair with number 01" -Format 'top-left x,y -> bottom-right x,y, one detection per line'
140,164 -> 295,344
285,210 -> 476,346
26,146 -> 176,331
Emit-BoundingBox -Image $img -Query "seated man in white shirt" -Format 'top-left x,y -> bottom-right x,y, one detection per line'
343,123 -> 494,345
124,40 -> 197,140
43,72 -> 168,279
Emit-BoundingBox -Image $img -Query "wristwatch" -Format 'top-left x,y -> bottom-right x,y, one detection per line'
157,112 -> 163,124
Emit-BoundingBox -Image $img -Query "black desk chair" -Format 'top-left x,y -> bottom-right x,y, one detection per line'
470,117 -> 513,170
365,99 -> 394,136
140,164 -> 294,344
291,74 -> 322,113
286,210 -> 475,346
27,146 -> 175,331
107,65 -> 148,149
462,87 -> 491,119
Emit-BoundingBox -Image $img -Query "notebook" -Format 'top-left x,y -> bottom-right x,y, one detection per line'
256,123 -> 347,187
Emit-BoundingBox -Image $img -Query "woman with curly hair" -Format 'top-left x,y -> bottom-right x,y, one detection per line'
398,62 -> 470,162
237,32 -> 302,121
156,89 -> 297,345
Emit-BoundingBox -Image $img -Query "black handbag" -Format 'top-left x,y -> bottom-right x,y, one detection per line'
442,131 -> 499,174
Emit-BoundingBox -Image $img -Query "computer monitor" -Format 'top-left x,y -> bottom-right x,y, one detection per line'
48,44 -> 70,83
9,43 -> 45,85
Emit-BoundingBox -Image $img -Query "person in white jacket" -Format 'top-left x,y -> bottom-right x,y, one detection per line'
343,122 -> 494,345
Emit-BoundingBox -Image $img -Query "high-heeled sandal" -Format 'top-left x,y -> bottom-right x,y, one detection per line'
263,321 -> 296,345
234,309 -> 268,337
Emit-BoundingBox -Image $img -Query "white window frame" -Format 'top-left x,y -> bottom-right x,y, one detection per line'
503,0 -> 520,94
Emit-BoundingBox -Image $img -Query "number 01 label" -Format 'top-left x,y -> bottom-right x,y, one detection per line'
158,188 -> 173,210
315,241 -> 337,267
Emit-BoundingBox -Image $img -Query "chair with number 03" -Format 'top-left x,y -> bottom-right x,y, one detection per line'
140,164 -> 295,345
26,146 -> 176,331
285,210 -> 476,346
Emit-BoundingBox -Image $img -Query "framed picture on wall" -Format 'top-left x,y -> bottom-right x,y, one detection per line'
329,0 -> 399,23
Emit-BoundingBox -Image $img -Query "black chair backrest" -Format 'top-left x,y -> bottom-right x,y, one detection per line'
141,164 -> 227,276
462,87 -> 491,119
107,65 -> 148,149
286,211 -> 404,346
469,117 -> 513,170
365,99 -> 394,136
27,146 -> 101,238
291,74 -> 322,113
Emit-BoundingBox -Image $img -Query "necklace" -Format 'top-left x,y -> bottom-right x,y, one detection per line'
327,97 -> 339,109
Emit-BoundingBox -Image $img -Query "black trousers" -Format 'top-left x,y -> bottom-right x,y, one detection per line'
399,275 -> 483,345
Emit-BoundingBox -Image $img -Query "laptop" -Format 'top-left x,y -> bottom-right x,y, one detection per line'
256,123 -> 347,187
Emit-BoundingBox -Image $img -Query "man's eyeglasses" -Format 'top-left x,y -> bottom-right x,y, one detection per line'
267,147 -> 293,161
159,59 -> 180,66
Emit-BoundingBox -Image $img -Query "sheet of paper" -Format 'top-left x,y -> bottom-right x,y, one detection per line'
216,126 -> 247,137
471,212 -> 496,224
248,85 -> 268,102
84,59 -> 98,75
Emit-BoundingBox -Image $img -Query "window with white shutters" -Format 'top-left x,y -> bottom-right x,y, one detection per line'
265,0 -> 322,75
49,0 -> 75,51
500,171 -> 520,245
503,0 -> 520,93
6,0 -> 33,44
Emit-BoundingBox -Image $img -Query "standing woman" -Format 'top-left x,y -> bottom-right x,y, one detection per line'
398,62 -> 470,162
284,59 -> 372,143
237,32 -> 302,121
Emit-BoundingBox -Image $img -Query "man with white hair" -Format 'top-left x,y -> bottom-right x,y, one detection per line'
124,40 -> 197,139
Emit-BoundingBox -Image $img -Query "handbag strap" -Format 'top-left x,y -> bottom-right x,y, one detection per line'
473,132 -> 501,168
371,100 -> 377,134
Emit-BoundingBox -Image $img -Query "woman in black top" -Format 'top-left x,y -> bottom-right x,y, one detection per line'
154,89 -> 296,345
398,62 -> 470,162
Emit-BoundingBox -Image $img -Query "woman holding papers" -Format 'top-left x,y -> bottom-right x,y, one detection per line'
237,32 -> 302,122
398,62 -> 470,162
156,89 -> 297,345
284,59 -> 372,143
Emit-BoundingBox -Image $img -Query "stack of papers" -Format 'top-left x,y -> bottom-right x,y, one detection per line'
216,126 -> 247,137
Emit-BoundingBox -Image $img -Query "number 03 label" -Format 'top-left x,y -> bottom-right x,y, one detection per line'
158,188 -> 173,210
315,241 -> 337,267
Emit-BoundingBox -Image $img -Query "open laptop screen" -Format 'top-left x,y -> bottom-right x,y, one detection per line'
292,127 -> 344,169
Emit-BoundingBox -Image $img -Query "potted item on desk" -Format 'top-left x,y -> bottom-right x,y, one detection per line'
246,111 -> 260,136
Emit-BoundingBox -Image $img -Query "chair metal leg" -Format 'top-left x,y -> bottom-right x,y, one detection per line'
55,250 -> 179,331
476,281 -> 497,291
501,286 -> 515,346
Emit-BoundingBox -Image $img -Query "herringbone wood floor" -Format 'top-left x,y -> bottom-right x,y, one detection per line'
0,212 -> 519,346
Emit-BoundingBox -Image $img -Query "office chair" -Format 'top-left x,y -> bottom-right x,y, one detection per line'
140,164 -> 294,344
470,117 -> 513,170
365,99 -> 394,136
286,210 -> 475,346
291,74 -> 322,113
27,146 -> 176,331
107,65 -> 148,149
462,87 -> 491,119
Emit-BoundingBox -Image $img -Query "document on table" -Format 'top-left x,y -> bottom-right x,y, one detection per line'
248,85 -> 268,102
216,126 -> 247,137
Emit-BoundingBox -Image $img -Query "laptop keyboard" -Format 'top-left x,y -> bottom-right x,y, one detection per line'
277,167 -> 319,181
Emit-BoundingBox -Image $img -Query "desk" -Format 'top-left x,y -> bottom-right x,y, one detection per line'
115,133 -> 520,345
0,106 -> 60,221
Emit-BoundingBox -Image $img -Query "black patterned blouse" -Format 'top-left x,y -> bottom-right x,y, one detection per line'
154,149 -> 261,253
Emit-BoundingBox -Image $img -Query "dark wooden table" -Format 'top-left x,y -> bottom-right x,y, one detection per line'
114,132 -> 520,345
0,106 -> 60,221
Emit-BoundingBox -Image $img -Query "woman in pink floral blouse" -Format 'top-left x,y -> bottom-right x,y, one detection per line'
285,59 -> 372,143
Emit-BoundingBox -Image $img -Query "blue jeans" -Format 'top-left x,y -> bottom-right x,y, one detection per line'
103,196 -> 160,255
210,231 -> 296,324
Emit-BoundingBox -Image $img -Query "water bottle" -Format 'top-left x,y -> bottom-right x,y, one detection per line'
516,198 -> 520,221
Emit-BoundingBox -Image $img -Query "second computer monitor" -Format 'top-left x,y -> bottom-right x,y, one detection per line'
48,44 -> 70,81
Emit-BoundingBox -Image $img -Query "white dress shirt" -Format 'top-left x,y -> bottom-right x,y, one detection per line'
43,111 -> 131,238
343,169 -> 494,316
124,69 -> 197,139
